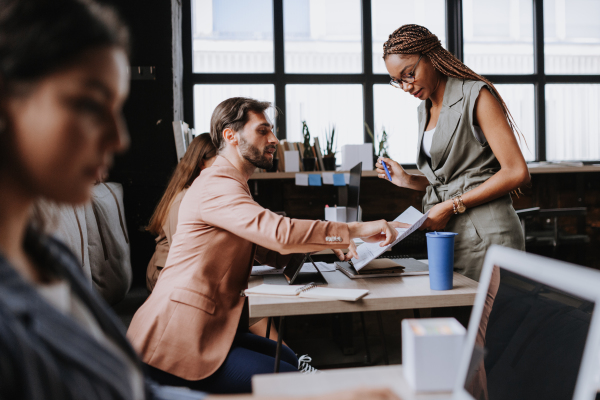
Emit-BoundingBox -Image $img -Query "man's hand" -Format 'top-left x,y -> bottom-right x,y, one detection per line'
348,220 -> 409,248
332,221 -> 410,261
333,240 -> 358,261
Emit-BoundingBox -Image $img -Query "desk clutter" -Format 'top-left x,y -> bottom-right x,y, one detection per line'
251,262 -> 335,276
335,257 -> 429,279
242,283 -> 369,302
351,206 -> 429,270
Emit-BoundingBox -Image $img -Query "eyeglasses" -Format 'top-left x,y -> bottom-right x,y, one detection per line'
389,54 -> 423,89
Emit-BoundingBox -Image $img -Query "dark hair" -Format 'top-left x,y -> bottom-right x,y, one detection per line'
0,0 -> 130,89
383,24 -> 522,142
146,133 -> 216,236
210,97 -> 272,152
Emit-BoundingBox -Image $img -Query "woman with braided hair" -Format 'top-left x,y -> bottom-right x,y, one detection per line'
375,24 -> 530,399
375,24 -> 530,282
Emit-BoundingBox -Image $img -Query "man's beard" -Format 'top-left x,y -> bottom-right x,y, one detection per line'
239,135 -> 274,169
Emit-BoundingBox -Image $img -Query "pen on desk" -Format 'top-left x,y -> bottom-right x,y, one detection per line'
381,160 -> 392,181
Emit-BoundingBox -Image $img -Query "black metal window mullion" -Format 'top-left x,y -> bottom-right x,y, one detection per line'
533,0 -> 546,161
273,0 -> 286,139
182,0 -> 194,129
362,0 -> 374,144
446,0 -> 464,61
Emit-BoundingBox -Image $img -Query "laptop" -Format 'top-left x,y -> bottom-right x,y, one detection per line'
282,253 -> 326,285
253,247 -> 600,399
452,245 -> 600,400
345,162 -> 362,223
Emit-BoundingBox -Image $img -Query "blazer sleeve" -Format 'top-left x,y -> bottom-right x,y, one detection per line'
199,171 -> 350,255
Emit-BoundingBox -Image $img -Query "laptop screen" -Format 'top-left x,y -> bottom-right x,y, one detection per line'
346,162 -> 362,223
464,267 -> 595,400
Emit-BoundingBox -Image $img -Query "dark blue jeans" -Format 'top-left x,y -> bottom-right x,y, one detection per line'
146,332 -> 298,394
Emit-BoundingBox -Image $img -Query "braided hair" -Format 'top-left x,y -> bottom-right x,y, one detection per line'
383,24 -> 522,141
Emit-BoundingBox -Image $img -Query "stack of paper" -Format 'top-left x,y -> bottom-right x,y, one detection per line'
351,207 -> 429,271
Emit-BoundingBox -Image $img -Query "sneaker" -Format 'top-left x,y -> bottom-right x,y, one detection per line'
297,354 -> 320,374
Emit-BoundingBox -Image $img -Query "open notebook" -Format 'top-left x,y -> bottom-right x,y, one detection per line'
242,283 -> 369,302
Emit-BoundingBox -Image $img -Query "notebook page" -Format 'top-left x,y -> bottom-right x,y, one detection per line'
299,287 -> 369,301
243,284 -> 304,296
351,207 -> 429,271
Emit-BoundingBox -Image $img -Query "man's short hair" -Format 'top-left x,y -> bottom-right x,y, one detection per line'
210,97 -> 272,152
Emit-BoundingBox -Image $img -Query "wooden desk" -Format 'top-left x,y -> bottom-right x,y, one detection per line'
248,271 -> 478,318
252,364 -> 452,400
248,269 -> 478,372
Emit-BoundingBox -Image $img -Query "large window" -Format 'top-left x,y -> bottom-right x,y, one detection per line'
183,0 -> 600,164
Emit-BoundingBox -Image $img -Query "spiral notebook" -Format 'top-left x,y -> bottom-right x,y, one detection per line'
242,283 -> 369,301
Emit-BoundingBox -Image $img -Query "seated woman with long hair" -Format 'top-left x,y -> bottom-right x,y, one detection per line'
145,133 -> 216,292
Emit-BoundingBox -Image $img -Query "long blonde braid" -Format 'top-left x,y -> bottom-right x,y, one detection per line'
383,24 -> 523,142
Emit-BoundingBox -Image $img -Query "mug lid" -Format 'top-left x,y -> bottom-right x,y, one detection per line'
425,231 -> 458,237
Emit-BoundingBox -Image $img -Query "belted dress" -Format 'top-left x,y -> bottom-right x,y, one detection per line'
416,77 -> 525,281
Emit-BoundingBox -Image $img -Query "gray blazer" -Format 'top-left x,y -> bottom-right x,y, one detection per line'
0,228 -> 205,400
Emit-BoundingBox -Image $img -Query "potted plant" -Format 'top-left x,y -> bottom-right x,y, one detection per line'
377,127 -> 390,159
301,121 -> 316,171
322,124 -> 336,171
365,123 -> 390,167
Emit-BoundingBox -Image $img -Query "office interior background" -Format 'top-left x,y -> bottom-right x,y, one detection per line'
102,0 -> 600,365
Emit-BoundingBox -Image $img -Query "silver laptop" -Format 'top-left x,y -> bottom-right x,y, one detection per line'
453,245 -> 600,400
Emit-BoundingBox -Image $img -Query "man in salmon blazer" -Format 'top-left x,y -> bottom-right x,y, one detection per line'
127,97 -> 402,394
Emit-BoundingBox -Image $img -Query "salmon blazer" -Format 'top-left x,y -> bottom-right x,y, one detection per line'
127,156 -> 350,380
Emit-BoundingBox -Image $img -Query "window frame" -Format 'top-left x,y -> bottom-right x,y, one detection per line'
182,0 -> 600,164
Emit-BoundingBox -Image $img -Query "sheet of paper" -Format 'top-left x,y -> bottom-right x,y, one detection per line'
351,206 -> 430,271
295,173 -> 309,186
322,172 -> 335,185
285,151 -> 300,172
244,284 -> 303,296
251,265 -> 284,276
301,262 -> 336,273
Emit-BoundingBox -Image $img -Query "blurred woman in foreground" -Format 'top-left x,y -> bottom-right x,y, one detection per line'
0,0 -> 399,399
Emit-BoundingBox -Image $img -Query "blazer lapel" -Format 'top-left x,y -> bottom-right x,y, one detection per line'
430,78 -> 464,171
416,101 -> 428,166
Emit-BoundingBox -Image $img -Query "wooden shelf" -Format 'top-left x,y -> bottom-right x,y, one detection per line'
526,165 -> 600,174
249,165 -> 600,180
249,169 -> 421,180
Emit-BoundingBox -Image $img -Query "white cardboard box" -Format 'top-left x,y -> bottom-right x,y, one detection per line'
284,151 -> 300,172
325,206 -> 346,222
341,143 -> 373,171
402,318 -> 466,392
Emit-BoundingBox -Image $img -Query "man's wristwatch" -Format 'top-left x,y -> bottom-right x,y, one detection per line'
452,196 -> 466,214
